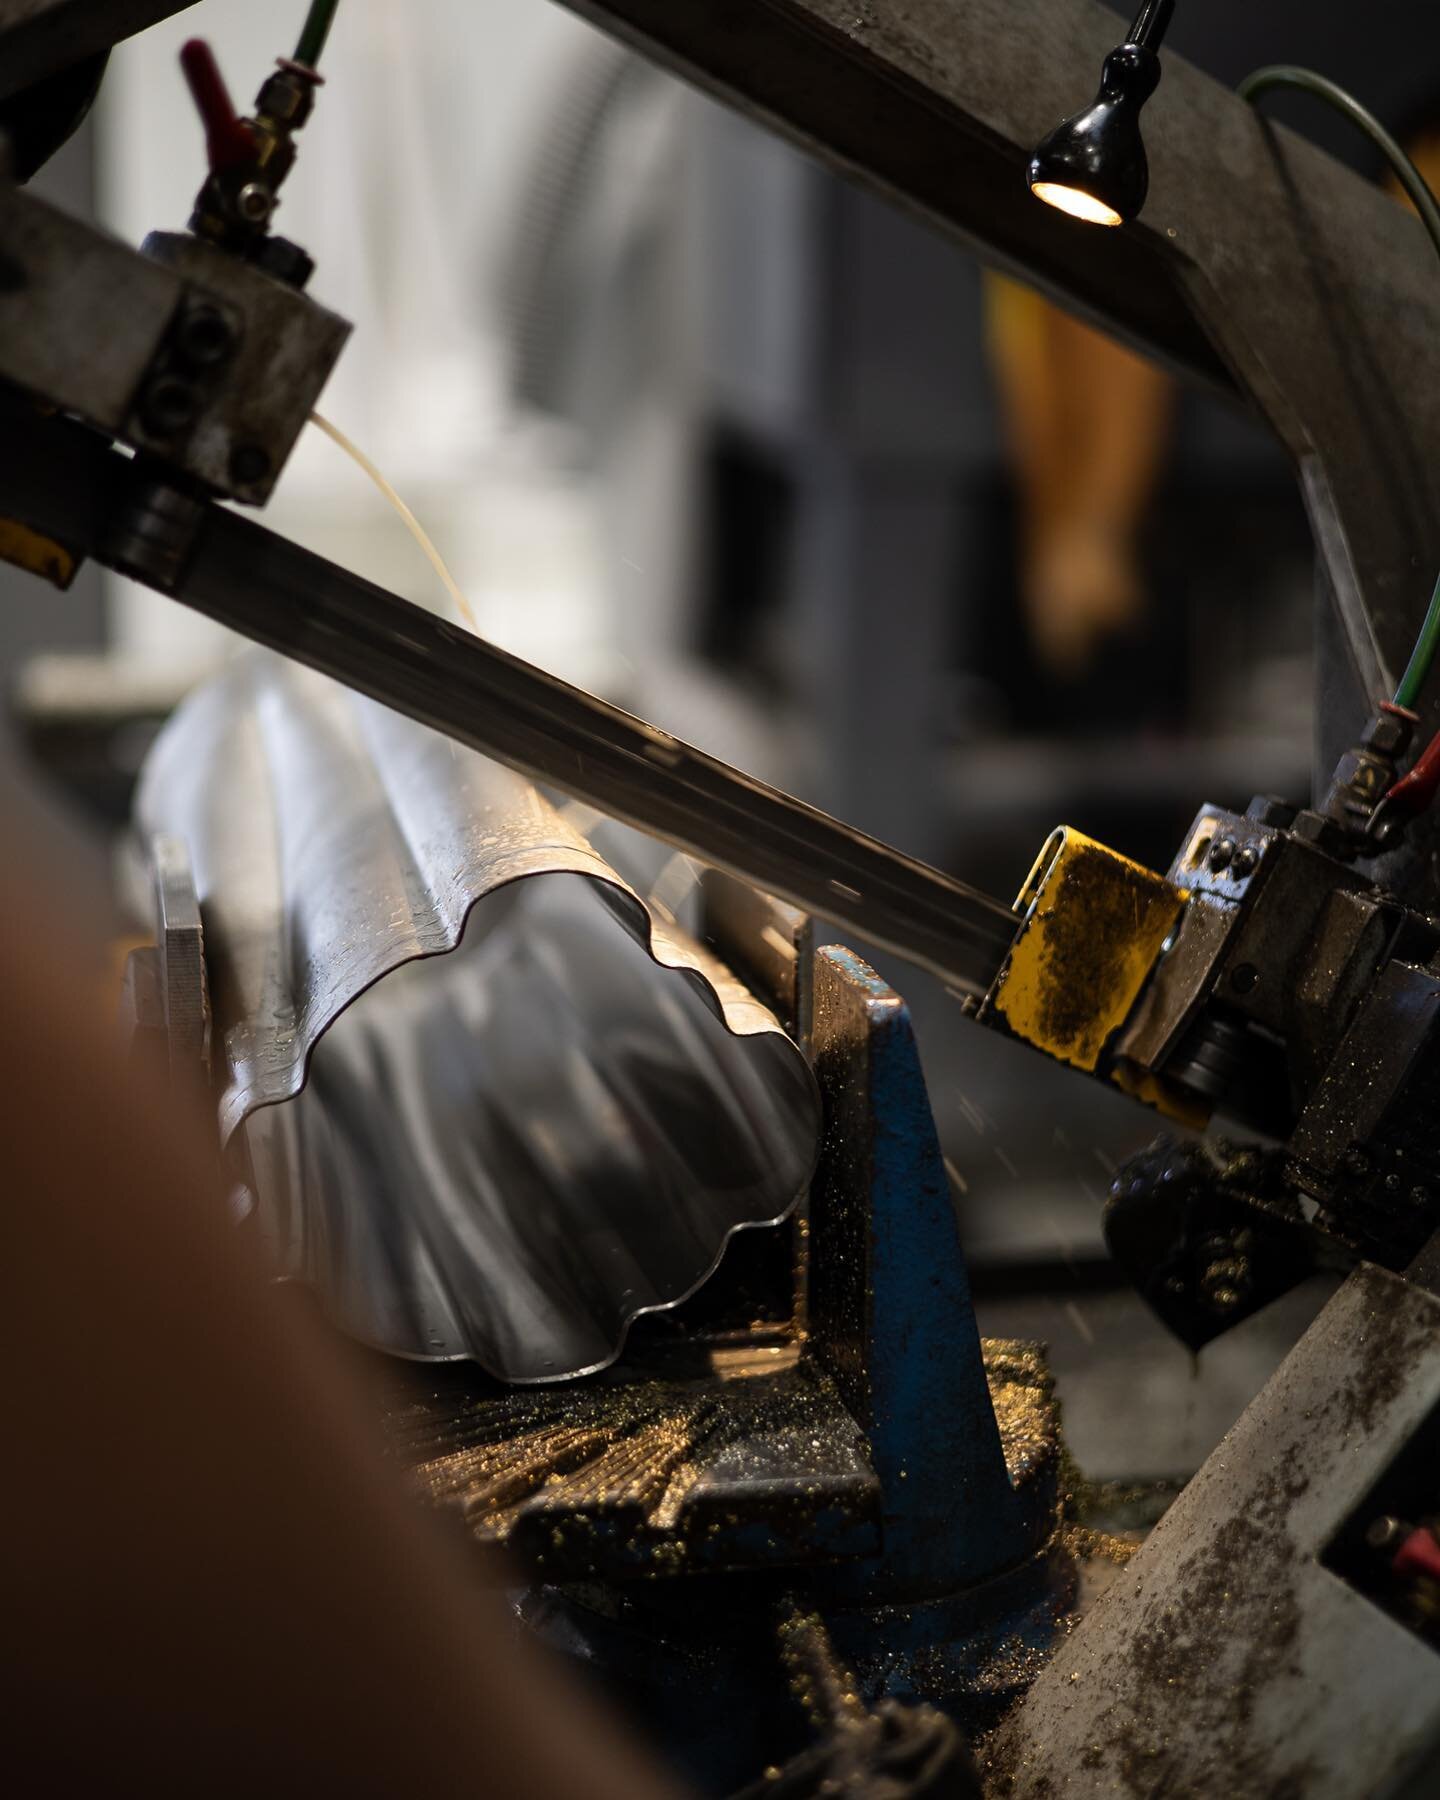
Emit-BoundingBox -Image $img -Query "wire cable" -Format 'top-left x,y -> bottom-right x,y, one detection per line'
294,0 -> 341,70
1238,67 -> 1440,279
1239,65 -> 1440,710
1393,571 -> 1440,713
308,411 -> 479,633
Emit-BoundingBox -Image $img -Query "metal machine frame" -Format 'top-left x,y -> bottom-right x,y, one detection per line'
8,1 -> 1440,1792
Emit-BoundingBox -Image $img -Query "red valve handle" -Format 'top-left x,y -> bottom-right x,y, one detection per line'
179,38 -> 256,173
1393,1525 -> 1440,1584
1384,726 -> 1440,817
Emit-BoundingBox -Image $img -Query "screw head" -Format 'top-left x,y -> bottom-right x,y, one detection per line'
1230,963 -> 1259,995
1209,837 -> 1235,870
1232,845 -> 1260,877
236,181 -> 274,224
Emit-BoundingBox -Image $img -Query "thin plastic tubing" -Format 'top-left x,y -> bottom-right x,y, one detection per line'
1238,65 -> 1440,709
308,411 -> 479,633
294,0 -> 341,70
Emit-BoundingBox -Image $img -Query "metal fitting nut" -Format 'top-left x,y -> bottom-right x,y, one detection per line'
1363,711 -> 1412,756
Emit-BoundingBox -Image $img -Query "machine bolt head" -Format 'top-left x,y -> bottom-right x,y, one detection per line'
1231,845 -> 1259,876
1209,837 -> 1235,870
1246,794 -> 1296,827
236,181 -> 274,224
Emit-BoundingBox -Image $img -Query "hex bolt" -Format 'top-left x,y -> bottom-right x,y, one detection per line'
1231,845 -> 1260,876
174,304 -> 236,368
1246,794 -> 1295,827
1363,711 -> 1411,756
1209,837 -> 1235,870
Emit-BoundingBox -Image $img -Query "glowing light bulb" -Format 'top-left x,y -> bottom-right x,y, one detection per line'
1028,181 -> 1124,227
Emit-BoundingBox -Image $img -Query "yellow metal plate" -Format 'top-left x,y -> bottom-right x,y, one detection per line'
984,827 -> 1184,1072
0,516 -> 76,589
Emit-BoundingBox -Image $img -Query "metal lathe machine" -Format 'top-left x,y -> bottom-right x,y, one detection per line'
5,1 -> 1440,1794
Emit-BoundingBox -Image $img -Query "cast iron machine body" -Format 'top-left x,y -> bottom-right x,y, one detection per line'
9,0 -> 1440,1793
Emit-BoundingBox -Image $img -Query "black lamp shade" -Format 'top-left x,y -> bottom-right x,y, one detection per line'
1027,41 -> 1162,227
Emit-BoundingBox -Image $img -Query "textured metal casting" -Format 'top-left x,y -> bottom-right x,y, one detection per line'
986,1262 -> 1440,1797
136,653 -> 821,1383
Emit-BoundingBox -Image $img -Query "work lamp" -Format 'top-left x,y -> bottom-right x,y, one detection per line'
1027,0 -> 1174,227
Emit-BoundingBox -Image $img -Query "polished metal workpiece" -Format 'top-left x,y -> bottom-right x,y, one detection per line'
137,653 -> 822,1382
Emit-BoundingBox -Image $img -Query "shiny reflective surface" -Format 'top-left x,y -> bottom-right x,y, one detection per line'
137,654 -> 821,1381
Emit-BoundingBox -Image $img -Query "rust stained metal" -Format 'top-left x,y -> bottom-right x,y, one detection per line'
985,1265 -> 1440,1798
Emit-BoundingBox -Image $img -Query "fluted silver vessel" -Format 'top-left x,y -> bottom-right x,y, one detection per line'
137,653 -> 820,1382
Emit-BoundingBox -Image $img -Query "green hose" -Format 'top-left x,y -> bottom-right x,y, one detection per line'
1394,573 -> 1440,713
1239,65 -> 1440,709
295,0 -> 341,69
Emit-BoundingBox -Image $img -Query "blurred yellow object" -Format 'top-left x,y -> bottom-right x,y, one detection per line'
0,516 -> 76,589
984,272 -> 1172,680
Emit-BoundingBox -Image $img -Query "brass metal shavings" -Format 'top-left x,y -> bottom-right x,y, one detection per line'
381,1350 -> 881,1580
982,1338 -> 1060,1491
1063,1523 -> 1140,1567
710,1340 -> 802,1380
777,1604 -> 867,1732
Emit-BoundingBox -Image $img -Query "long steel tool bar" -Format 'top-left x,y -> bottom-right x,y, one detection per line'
0,414 -> 1018,994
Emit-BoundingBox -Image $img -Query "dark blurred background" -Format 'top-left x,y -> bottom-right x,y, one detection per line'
6,0 -> 1439,1485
